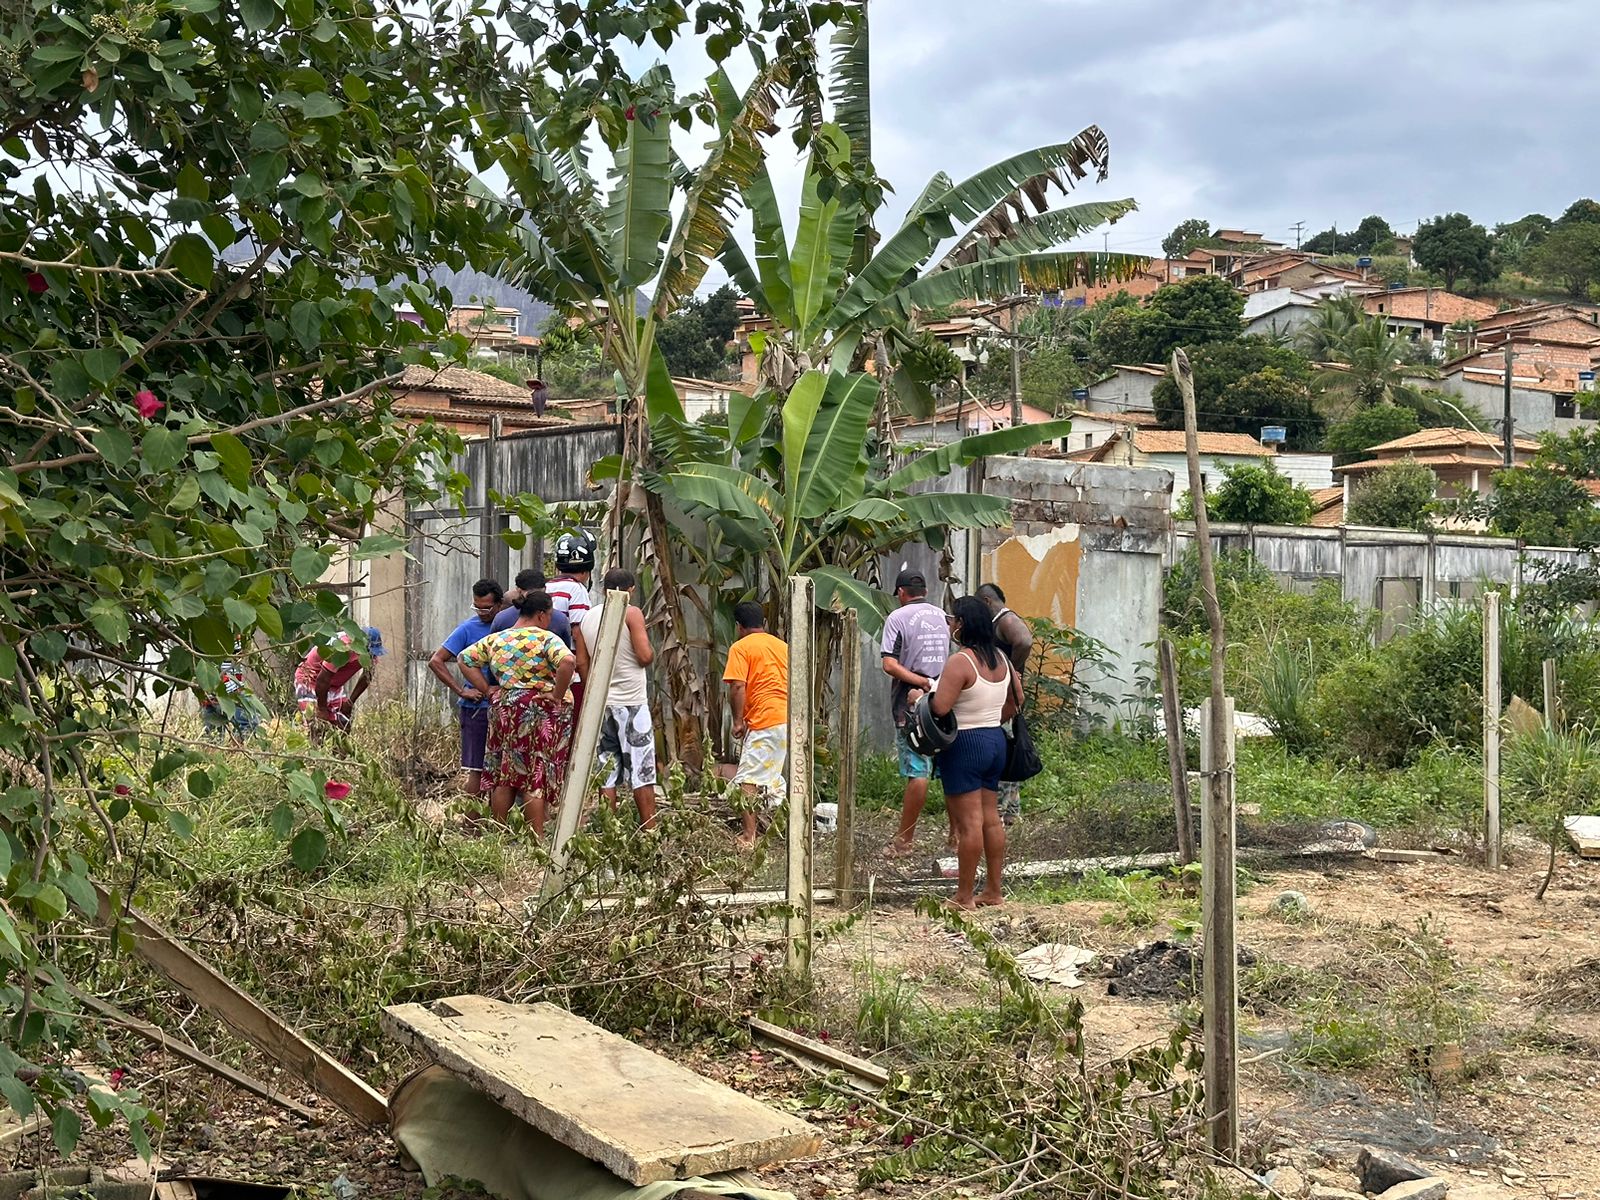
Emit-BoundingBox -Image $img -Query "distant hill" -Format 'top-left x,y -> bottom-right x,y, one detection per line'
426,264 -> 554,328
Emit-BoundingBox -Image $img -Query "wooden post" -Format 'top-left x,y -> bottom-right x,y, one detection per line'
1483,590 -> 1501,870
834,607 -> 862,907
786,575 -> 816,976
1158,638 -> 1196,865
1198,696 -> 1238,1154
542,589 -> 629,899
1173,348 -> 1237,1155
1543,656 -> 1559,731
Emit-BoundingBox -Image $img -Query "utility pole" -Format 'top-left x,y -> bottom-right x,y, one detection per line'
1009,326 -> 1022,430
1290,220 -> 1305,250
1502,343 -> 1514,468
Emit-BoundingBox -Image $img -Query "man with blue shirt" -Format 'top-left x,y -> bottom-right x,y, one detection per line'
492,568 -> 572,647
428,577 -> 504,795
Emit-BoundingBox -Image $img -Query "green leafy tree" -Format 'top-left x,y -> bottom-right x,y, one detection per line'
1412,212 -> 1497,291
1162,218 -> 1211,258
1152,339 -> 1322,448
970,345 -> 1086,413
1323,404 -> 1421,463
1528,223 -> 1600,299
1488,466 -> 1600,545
0,0 -> 589,1141
1558,198 -> 1600,226
1202,462 -> 1315,525
1345,460 -> 1439,530
1350,215 -> 1395,255
657,283 -> 743,378
1140,274 -> 1244,360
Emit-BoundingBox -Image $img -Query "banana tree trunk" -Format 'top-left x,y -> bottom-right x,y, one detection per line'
642,483 -> 706,775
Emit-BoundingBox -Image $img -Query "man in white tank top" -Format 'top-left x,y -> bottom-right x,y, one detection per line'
574,567 -> 658,828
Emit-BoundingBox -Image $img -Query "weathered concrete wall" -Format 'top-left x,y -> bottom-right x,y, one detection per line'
978,457 -> 1173,723
1172,521 -> 1587,641
1442,376 -> 1589,436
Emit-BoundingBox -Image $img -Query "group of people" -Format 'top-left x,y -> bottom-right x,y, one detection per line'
427,531 -> 794,842
881,571 -> 1033,910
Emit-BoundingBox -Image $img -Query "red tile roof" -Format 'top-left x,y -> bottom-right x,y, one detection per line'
1362,289 -> 1498,327
1367,427 -> 1540,454
395,364 -> 535,404
1131,430 -> 1273,456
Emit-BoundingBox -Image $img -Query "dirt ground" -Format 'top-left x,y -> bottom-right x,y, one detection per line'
5,848 -> 1599,1199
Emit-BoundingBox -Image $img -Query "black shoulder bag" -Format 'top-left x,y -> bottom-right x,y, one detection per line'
1001,665 -> 1043,783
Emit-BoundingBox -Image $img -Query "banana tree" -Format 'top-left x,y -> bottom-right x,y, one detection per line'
472,61 -> 795,768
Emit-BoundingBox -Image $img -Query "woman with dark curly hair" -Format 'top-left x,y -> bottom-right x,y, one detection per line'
930,595 -> 1022,909
457,591 -> 576,834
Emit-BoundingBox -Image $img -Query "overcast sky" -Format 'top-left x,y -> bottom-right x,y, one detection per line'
735,0 -> 1600,256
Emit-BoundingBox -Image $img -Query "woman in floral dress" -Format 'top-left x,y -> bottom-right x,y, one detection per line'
456,591 -> 576,833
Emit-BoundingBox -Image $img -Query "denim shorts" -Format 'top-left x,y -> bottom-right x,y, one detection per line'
939,727 -> 1008,795
895,727 -> 933,780
460,706 -> 490,770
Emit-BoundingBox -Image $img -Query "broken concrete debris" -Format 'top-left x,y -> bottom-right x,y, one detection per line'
1376,1180 -> 1449,1200
383,995 -> 819,1186
1356,1145 -> 1432,1194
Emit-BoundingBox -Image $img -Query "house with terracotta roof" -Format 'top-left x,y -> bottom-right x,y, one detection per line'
1233,253 -> 1372,293
1058,407 -> 1163,455
896,398 -> 1063,447
1361,288 -> 1498,351
1441,335 -> 1600,435
1332,428 -> 1540,519
1067,427 -> 1278,510
1242,288 -> 1324,339
388,365 -> 575,435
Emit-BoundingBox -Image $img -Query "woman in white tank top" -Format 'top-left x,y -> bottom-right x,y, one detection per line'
930,596 -> 1023,910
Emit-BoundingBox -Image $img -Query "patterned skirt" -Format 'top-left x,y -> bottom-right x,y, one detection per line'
481,689 -> 572,804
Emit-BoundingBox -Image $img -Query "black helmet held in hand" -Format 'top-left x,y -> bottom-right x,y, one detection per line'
553,529 -> 597,572
904,692 -> 957,758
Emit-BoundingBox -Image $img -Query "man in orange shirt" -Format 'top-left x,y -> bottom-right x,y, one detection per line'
723,601 -> 789,848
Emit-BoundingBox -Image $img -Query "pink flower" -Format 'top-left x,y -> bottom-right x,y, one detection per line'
108,1068 -> 127,1091
133,389 -> 164,419
114,784 -> 131,796
900,1132 -> 915,1147
24,272 -> 47,294
324,780 -> 352,801
624,105 -> 636,120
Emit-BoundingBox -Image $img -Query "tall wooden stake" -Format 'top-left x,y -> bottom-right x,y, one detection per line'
835,606 -> 862,907
1483,590 -> 1502,870
1158,638 -> 1196,865
542,589 -> 629,899
786,576 -> 816,977
1173,348 -> 1237,1155
1543,657 -> 1559,731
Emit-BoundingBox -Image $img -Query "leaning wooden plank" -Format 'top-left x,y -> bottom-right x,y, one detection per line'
748,1018 -> 889,1088
61,979 -> 319,1123
0,1111 -> 47,1147
381,995 -> 820,1185
94,887 -> 388,1127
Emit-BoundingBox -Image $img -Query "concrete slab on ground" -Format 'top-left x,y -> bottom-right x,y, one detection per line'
381,995 -> 821,1185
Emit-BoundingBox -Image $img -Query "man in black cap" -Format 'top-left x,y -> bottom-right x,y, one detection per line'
880,569 -> 951,856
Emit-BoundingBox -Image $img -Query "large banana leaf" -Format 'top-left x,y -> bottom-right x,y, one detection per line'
880,418 -> 1075,493
710,70 -> 794,327
870,251 -> 1147,323
894,491 -> 1014,531
780,369 -> 828,525
667,463 -> 782,532
604,115 -> 673,290
828,2 -> 875,273
790,167 -> 855,340
831,131 -> 1115,327
936,198 -> 1138,270
808,565 -> 891,634
716,237 -> 766,312
656,63 -> 786,316
794,371 -> 877,519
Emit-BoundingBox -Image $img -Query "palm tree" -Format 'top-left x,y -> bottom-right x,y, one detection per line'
1296,294 -> 1366,361
1315,312 -> 1438,416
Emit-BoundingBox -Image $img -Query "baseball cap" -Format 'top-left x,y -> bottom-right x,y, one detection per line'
894,570 -> 927,593
362,626 -> 387,657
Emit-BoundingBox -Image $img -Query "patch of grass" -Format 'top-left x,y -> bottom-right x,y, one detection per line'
1238,739 -> 1481,837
